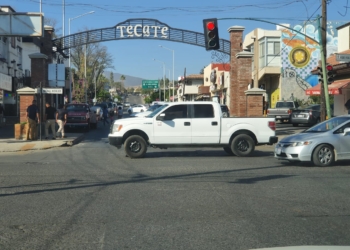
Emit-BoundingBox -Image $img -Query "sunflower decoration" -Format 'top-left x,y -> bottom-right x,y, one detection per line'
289,46 -> 311,68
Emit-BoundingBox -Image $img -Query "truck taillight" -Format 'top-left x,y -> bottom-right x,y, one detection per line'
309,110 -> 312,116
288,109 -> 292,114
268,121 -> 276,131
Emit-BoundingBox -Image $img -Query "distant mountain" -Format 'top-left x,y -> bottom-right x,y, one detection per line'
103,71 -> 144,88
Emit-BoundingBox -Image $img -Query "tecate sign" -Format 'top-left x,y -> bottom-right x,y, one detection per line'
115,24 -> 168,39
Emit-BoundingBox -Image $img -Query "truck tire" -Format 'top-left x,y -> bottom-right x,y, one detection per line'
124,135 -> 147,158
223,146 -> 235,156
231,134 -> 255,157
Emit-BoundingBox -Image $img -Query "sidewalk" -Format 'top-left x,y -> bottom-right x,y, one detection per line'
0,124 -> 84,153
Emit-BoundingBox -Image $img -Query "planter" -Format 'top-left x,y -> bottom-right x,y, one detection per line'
14,123 -> 27,140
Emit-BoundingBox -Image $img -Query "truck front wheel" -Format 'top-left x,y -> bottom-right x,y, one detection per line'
124,135 -> 147,158
231,134 -> 255,157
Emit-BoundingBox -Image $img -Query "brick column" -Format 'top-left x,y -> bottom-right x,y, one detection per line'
16,87 -> 36,123
245,88 -> 266,117
228,26 -> 245,117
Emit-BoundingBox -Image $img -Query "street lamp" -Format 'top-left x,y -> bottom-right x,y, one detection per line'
159,45 -> 175,102
153,58 -> 165,102
68,11 -> 94,103
166,68 -> 171,101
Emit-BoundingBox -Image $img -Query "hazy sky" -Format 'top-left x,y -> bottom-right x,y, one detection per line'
9,0 -> 350,80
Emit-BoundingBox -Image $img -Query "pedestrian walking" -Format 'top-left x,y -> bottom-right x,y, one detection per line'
0,103 -> 4,126
345,98 -> 350,114
44,102 -> 57,139
102,106 -> 109,126
56,104 -> 67,138
117,106 -> 123,119
109,109 -> 114,123
25,100 -> 40,140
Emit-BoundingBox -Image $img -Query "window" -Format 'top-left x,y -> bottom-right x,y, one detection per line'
163,105 -> 188,119
194,104 -> 214,118
334,122 -> 350,134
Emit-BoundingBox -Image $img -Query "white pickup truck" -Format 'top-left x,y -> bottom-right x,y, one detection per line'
108,101 -> 278,158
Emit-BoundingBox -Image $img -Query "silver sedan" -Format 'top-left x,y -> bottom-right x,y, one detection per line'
275,115 -> 350,166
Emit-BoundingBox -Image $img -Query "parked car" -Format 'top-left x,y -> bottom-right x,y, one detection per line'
65,103 -> 97,130
291,104 -> 334,127
267,101 -> 299,123
123,102 -> 131,108
275,115 -> 350,166
109,101 -> 278,158
127,104 -> 147,114
90,105 -> 104,121
221,105 -> 230,117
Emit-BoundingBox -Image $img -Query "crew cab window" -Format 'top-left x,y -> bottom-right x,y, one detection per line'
163,105 -> 188,119
193,104 -> 214,118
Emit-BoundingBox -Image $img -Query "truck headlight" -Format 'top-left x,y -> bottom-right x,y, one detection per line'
112,124 -> 123,133
291,141 -> 312,147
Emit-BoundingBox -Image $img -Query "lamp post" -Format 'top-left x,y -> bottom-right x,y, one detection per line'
68,11 -> 94,103
159,45 -> 175,102
153,59 -> 165,102
166,68 -> 171,101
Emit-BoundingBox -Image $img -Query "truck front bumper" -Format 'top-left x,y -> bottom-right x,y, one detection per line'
109,136 -> 123,149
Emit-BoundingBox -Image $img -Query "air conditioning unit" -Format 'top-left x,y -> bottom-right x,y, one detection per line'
25,69 -> 31,77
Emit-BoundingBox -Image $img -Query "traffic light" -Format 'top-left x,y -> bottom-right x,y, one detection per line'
203,18 -> 220,50
317,66 -> 323,83
326,64 -> 335,84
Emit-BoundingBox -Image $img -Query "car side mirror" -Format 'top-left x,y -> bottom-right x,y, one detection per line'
156,113 -> 166,121
343,127 -> 350,136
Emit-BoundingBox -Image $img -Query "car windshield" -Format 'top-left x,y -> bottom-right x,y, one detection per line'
147,105 -> 161,111
304,116 -> 350,132
145,104 -> 168,118
66,105 -> 88,111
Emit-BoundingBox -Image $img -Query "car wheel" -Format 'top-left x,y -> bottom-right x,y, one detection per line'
292,123 -> 298,127
223,146 -> 235,156
141,109 -> 144,112
128,110 -> 132,114
231,134 -> 255,157
312,144 -> 335,167
124,135 -> 147,158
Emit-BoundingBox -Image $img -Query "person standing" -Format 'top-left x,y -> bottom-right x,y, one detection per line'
25,100 -> 40,140
102,106 -> 109,126
56,104 -> 67,138
44,102 -> 57,139
345,98 -> 350,114
0,103 -> 4,126
117,106 -> 123,119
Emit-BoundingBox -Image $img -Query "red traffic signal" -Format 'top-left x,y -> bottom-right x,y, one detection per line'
326,64 -> 333,71
203,18 -> 220,50
326,64 -> 335,84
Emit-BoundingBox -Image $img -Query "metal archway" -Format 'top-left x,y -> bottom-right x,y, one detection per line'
52,18 -> 231,56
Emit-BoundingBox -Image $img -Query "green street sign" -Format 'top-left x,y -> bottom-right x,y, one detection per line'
142,80 -> 159,89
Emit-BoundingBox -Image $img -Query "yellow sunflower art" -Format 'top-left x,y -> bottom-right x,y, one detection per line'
288,46 -> 311,68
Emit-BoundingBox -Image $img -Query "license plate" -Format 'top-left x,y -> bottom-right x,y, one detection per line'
276,116 -> 281,118
275,147 -> 281,154
298,115 -> 303,117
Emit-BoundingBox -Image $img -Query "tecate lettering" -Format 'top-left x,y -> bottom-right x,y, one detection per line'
115,25 -> 169,38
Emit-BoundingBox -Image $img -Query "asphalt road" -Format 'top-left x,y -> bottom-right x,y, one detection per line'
0,121 -> 350,250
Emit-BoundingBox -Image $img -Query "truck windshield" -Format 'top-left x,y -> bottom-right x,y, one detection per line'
145,105 -> 168,118
66,105 -> 88,111
276,102 -> 294,108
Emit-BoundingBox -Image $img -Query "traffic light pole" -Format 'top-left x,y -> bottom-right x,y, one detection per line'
317,16 -> 332,120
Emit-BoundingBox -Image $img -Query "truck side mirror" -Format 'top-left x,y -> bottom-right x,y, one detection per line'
156,113 -> 166,121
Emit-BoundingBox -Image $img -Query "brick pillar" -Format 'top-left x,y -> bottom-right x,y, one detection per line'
245,88 -> 266,117
228,26 -> 245,117
19,95 -> 35,122
40,26 -> 54,64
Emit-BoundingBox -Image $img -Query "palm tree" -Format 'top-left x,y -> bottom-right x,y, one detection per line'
120,75 -> 126,91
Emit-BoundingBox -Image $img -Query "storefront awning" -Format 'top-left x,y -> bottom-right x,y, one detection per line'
305,80 -> 350,95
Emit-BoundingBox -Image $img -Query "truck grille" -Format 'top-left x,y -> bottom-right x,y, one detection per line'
67,116 -> 86,122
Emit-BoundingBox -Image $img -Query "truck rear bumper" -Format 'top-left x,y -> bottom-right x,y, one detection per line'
268,136 -> 278,145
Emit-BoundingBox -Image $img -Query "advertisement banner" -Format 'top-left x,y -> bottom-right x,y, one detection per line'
0,73 -> 12,91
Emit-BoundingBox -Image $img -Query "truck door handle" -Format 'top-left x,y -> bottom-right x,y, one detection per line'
212,121 -> 218,126
184,122 -> 191,126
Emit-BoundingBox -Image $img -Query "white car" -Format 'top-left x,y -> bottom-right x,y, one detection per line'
90,105 -> 104,120
127,104 -> 147,114
129,104 -> 164,117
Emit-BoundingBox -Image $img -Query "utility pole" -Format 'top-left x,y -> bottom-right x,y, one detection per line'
320,0 -> 327,121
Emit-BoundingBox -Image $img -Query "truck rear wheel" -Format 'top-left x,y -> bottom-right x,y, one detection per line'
231,134 -> 255,157
124,135 -> 147,158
